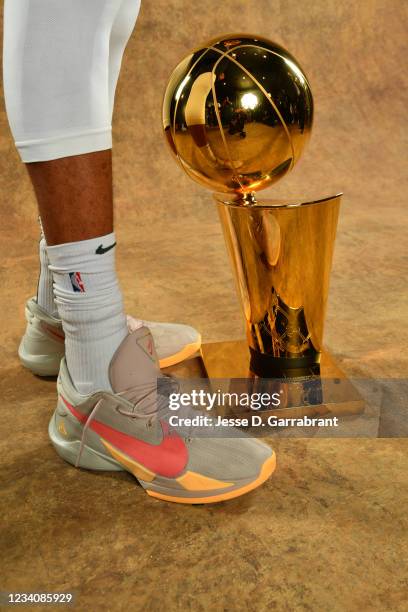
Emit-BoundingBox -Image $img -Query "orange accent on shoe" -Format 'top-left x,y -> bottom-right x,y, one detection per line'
159,335 -> 202,369
177,471 -> 233,491
100,439 -> 156,482
146,453 -> 276,504
58,421 -> 67,436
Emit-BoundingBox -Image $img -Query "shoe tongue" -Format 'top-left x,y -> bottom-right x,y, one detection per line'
109,326 -> 160,394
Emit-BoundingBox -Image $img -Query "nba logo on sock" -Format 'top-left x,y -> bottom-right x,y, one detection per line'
69,272 -> 85,292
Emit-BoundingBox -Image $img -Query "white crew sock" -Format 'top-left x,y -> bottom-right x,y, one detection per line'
47,232 -> 128,394
37,237 -> 59,317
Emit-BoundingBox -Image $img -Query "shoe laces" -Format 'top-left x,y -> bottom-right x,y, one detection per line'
116,374 -> 180,424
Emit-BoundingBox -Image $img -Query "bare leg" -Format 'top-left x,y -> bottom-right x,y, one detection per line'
26,150 -> 113,246
5,0 -> 200,391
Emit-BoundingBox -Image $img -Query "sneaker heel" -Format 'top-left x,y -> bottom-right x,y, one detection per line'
48,412 -> 123,472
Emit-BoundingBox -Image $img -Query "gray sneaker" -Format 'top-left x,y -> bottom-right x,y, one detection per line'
19,297 -> 201,376
48,326 -> 276,504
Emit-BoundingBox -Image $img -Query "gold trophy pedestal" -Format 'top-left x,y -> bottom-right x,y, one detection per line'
163,192 -> 364,419
215,193 -> 342,378
163,340 -> 364,420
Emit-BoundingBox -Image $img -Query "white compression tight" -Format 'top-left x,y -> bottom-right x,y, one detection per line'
3,0 -> 141,162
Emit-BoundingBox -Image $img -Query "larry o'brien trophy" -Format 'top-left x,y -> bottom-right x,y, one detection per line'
162,34 -> 361,416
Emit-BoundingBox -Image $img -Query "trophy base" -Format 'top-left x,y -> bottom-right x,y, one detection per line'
249,347 -> 321,378
163,340 -> 365,419
201,341 -> 328,379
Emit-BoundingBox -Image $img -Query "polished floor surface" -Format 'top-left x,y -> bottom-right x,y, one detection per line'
1,1 -> 407,610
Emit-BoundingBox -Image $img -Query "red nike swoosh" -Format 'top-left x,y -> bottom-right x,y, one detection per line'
61,396 -> 188,478
40,321 -> 65,343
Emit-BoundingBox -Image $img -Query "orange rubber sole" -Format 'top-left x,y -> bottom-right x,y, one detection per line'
158,335 -> 202,369
146,452 -> 276,504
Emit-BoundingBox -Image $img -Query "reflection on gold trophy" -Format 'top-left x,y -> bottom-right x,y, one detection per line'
162,34 -> 341,379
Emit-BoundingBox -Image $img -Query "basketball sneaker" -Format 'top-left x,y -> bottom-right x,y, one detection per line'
48,326 -> 276,504
18,297 -> 201,376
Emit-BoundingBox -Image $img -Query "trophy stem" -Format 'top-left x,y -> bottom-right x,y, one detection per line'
215,193 -> 342,377
240,191 -> 258,206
